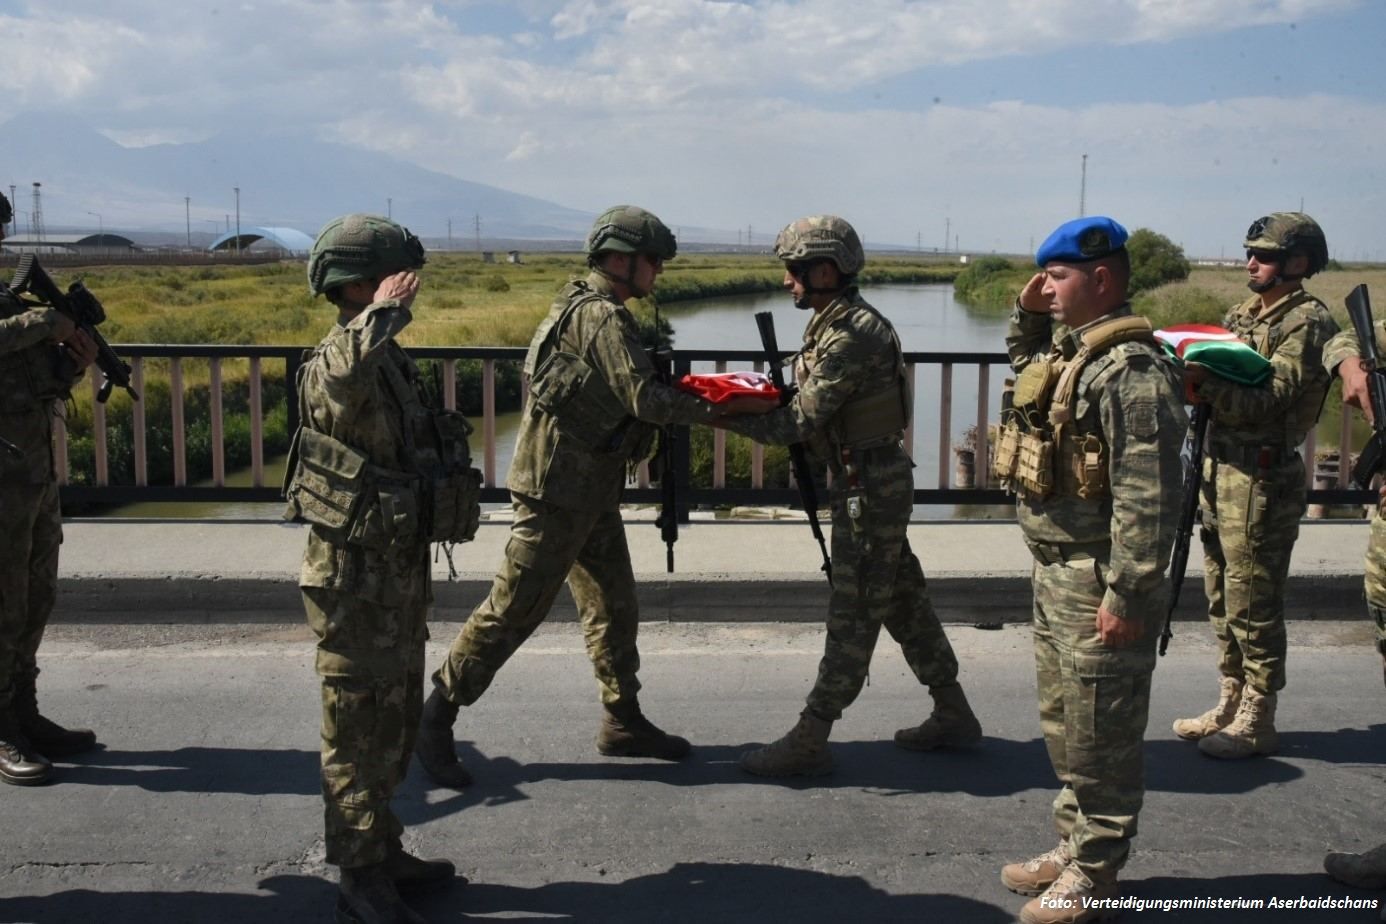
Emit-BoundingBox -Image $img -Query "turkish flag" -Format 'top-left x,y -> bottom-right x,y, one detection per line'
676,371 -> 782,404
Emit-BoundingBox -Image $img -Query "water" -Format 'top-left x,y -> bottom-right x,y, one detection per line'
107,284 -> 1013,518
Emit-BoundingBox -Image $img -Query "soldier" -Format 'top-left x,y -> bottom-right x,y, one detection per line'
286,214 -> 480,923
0,190 -> 100,787
1321,319 -> 1386,894
718,215 -> 981,779
1171,213 -> 1338,759
995,216 -> 1185,923
415,205 -> 770,789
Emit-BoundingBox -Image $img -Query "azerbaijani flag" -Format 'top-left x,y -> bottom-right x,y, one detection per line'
1154,324 -> 1272,387
676,370 -> 782,404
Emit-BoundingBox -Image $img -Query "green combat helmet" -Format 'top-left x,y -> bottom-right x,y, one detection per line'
774,215 -> 866,276
585,205 -> 677,264
307,213 -> 426,296
1244,212 -> 1329,277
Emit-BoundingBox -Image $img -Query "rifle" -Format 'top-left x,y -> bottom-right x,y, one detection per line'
1346,284 -> 1386,489
1161,401 -> 1210,656
754,311 -> 832,585
9,255 -> 138,403
649,301 -> 678,572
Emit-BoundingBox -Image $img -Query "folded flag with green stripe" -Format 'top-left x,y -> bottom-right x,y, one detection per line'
1154,324 -> 1271,386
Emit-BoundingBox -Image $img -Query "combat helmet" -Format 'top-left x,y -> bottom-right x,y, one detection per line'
1244,212 -> 1328,277
774,216 -> 865,276
307,213 -> 426,296
585,206 -> 677,264
0,191 -> 10,228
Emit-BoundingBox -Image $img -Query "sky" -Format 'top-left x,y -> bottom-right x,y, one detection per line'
2,0 -> 1385,258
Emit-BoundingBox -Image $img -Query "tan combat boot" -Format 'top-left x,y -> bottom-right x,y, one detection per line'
738,709 -> 833,777
1325,842 -> 1386,889
1019,865 -> 1119,924
1001,841 -> 1070,896
894,683 -> 983,751
597,699 -> 691,760
1172,675 -> 1242,740
1198,685 -> 1278,759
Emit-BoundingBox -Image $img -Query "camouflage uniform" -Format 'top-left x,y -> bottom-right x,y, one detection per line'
1323,321 -> 1386,655
1196,289 -> 1338,694
1005,302 -> 1186,878
0,284 -> 79,736
725,287 -> 961,720
433,271 -> 720,709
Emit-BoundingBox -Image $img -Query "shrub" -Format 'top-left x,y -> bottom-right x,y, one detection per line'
1126,228 -> 1190,295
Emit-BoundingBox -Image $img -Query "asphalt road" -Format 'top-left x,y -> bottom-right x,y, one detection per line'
1,619 -> 1383,923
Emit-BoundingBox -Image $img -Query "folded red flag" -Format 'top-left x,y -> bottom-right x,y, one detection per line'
675,371 -> 782,404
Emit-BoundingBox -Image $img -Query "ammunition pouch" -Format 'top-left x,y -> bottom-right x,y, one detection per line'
1016,430 -> 1055,498
1068,432 -> 1109,499
528,348 -> 634,453
426,468 -> 482,543
992,419 -> 1022,484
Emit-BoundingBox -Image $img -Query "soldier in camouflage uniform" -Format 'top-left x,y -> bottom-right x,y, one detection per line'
996,216 -> 1185,924
719,215 -> 981,779
286,214 -> 479,924
1172,213 -> 1338,760
415,206 -> 770,789
1321,319 -> 1386,895
0,191 -> 100,788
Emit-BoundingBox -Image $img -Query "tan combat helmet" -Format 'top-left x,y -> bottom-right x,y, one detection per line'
1244,212 -> 1329,277
774,215 -> 866,276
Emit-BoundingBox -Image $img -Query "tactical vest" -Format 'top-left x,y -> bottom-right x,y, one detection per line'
993,315 -> 1156,500
284,339 -> 482,549
524,279 -> 654,458
797,297 -> 912,453
0,285 -> 71,414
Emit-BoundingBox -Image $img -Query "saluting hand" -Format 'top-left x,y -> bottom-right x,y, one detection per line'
1017,273 -> 1053,314
374,271 -> 420,309
1096,606 -> 1144,647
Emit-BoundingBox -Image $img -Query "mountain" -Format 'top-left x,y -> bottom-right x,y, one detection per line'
0,112 -> 597,241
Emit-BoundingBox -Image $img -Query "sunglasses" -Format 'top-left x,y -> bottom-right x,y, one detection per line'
786,261 -> 818,280
1245,248 -> 1284,264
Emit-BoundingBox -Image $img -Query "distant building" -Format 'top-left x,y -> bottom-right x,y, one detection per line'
1,233 -> 139,256
481,251 -> 495,264
507,250 -> 523,264
208,226 -> 314,255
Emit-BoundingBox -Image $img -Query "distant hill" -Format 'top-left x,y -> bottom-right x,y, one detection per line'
0,112 -> 601,241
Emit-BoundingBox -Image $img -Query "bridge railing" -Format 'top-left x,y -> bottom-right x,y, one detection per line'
53,344 -> 1373,511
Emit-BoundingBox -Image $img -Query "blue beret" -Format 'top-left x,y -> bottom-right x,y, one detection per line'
1035,216 -> 1128,267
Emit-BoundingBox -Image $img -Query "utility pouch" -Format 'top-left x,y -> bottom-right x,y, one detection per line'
1016,430 -> 1055,498
528,349 -> 628,451
992,419 -> 1023,483
364,476 -> 421,547
1012,360 -> 1058,412
428,468 -> 483,544
1070,433 -> 1109,499
285,427 -> 370,536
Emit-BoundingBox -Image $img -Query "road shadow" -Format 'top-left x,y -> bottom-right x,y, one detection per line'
413,860 -> 1012,923
0,874 -> 337,924
56,746 -> 321,796
1276,723 -> 1386,765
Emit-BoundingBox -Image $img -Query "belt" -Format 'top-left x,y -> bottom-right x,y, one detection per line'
1028,540 -> 1108,567
1206,440 -> 1295,469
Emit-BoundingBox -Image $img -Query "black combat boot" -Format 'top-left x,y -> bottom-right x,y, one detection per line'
15,669 -> 97,759
0,714 -> 52,786
384,843 -> 460,891
337,862 -> 426,924
414,689 -> 472,789
597,699 -> 691,760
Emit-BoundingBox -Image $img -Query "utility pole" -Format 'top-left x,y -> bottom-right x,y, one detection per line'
747,224 -> 753,249
30,182 -> 44,242
473,213 -> 481,252
447,218 -> 452,248
185,196 -> 191,249
943,216 -> 950,254
916,231 -> 922,253
1079,154 -> 1088,217
387,197 -> 392,219
234,186 -> 241,255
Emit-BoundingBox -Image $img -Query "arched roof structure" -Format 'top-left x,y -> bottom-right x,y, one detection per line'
209,226 -> 314,254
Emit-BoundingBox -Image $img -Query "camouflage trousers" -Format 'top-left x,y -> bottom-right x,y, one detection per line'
1364,509 -> 1386,655
303,586 -> 428,869
434,493 -> 641,708
0,478 -> 61,712
805,445 -> 960,722
1031,551 -> 1157,878
1199,454 -> 1305,693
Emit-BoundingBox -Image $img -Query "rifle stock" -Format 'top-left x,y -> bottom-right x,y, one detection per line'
754,311 -> 832,585
1161,402 -> 1209,656
1346,284 -> 1386,489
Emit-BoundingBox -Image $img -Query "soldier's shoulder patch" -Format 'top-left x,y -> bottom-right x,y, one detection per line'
1126,398 -> 1159,439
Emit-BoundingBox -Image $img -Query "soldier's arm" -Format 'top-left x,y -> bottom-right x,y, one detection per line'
720,325 -> 868,446
589,306 -> 722,427
1322,326 -> 1362,377
1194,311 -> 1338,425
313,301 -> 412,415
0,305 -> 68,355
1005,303 -> 1055,373
1097,353 -> 1188,620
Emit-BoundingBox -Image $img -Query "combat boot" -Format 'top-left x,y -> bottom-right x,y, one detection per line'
384,844 -> 459,891
597,699 -> 690,760
1000,841 -> 1070,896
738,709 -> 833,777
15,669 -> 97,759
1325,842 -> 1386,889
1019,865 -> 1119,924
0,714 -> 51,786
337,863 -> 426,924
1171,675 -> 1242,741
1198,685 -> 1278,759
414,690 -> 472,789
893,683 -> 983,751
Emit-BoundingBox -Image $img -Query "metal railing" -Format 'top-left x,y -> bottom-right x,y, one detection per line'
53,344 -> 1375,510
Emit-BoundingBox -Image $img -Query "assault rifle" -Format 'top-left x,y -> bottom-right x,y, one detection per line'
1346,284 -> 1386,489
754,311 -> 832,585
9,255 -> 138,403
1161,401 -> 1210,656
649,302 -> 678,572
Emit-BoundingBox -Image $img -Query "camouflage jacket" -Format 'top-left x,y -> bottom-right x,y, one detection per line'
297,299 -> 432,607
1323,320 -> 1386,375
724,288 -> 908,463
0,283 -> 79,485
507,272 -> 719,512
1197,288 -> 1338,450
1007,304 -> 1187,621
